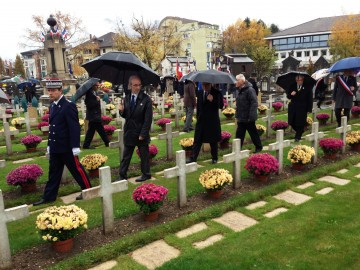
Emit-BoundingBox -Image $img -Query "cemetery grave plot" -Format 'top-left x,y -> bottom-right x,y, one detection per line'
7,149 -> 359,270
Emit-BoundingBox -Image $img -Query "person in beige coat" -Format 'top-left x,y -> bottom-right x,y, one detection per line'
183,79 -> 196,132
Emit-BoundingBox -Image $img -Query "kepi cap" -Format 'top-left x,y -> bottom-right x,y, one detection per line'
44,78 -> 62,89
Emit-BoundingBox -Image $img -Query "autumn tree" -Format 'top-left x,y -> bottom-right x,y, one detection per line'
328,14 -> 360,61
251,46 -> 276,79
0,57 -> 5,77
113,17 -> 182,71
14,55 -> 25,77
222,18 -> 271,57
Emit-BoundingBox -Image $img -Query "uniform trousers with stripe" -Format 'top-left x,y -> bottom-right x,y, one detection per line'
43,152 -> 91,201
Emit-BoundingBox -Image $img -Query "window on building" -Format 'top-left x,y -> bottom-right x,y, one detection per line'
312,50 -> 319,56
288,37 -> 295,44
321,49 -> 327,56
303,36 -> 311,42
295,37 -> 301,43
312,35 -> 320,42
273,39 -> 279,45
84,49 -> 92,54
279,38 -> 287,45
296,51 -> 302,57
280,52 -> 286,58
319,34 -> 329,41
304,51 -> 310,57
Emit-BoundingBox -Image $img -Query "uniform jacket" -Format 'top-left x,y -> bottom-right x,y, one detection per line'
85,90 -> 102,122
48,96 -> 81,153
120,91 -> 153,146
333,75 -> 358,109
287,82 -> 313,127
194,87 -> 223,143
235,82 -> 258,122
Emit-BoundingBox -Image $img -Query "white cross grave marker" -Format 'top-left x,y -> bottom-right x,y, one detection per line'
158,123 -> 179,160
82,166 -> 128,234
312,101 -> 320,121
268,129 -> 291,174
305,122 -> 325,163
265,94 -> 275,111
164,150 -> 198,208
261,109 -> 274,138
281,93 -> 289,110
223,139 -> 249,188
0,190 -> 29,269
336,116 -> 351,154
109,129 -> 124,162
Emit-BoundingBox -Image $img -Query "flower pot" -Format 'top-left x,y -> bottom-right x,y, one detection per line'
26,147 -> 37,153
20,182 -> 37,193
219,141 -> 230,149
107,134 -> 113,140
15,124 -> 22,129
88,169 -> 99,178
184,149 -> 193,158
318,119 -> 328,125
324,152 -> 338,159
42,131 -> 49,136
144,209 -> 160,222
350,143 -> 360,151
351,112 -> 359,118
292,163 -> 305,171
254,174 -> 269,183
206,189 -> 223,199
257,130 -> 264,136
51,238 -> 74,253
224,114 -> 234,120
10,135 -> 15,140
259,110 -> 266,115
160,125 -> 166,131
274,108 -> 281,112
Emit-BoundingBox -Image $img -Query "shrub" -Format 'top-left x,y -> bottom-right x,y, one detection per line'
21,134 -> 42,148
132,183 -> 168,214
6,164 -> 43,186
319,138 -> 344,154
245,153 -> 279,176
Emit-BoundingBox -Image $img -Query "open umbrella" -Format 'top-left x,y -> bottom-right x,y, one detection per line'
311,68 -> 329,80
184,69 -> 236,84
73,78 -> 100,101
28,78 -> 40,84
0,88 -> 10,104
17,81 -> 33,90
179,71 -> 198,82
82,51 -> 160,86
328,57 -> 360,73
276,71 -> 316,91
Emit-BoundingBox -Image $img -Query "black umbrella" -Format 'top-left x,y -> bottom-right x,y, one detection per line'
73,78 -> 100,101
276,71 -> 316,91
179,71 -> 198,82
185,69 -> 236,84
17,81 -> 32,90
82,51 -> 160,86
0,88 -> 10,104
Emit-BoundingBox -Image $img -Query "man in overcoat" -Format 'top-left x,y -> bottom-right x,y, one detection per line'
33,78 -> 91,205
183,79 -> 196,132
118,75 -> 153,182
333,69 -> 358,127
287,75 -> 313,141
190,82 -> 223,164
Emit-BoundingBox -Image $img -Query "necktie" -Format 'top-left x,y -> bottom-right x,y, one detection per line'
130,95 -> 135,111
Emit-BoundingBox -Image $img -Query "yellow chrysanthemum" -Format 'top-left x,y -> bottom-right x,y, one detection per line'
199,168 -> 233,190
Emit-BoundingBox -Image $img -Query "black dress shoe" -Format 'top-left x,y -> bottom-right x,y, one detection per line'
76,194 -> 83,200
254,148 -> 263,153
211,159 -> 218,164
83,146 -> 95,149
33,199 -> 54,206
135,175 -> 151,182
294,138 -> 300,142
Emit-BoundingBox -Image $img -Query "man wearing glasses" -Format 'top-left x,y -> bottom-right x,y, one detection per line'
118,75 -> 153,182
83,81 -> 110,149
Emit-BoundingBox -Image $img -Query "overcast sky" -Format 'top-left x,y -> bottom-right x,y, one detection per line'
1,0 -> 359,60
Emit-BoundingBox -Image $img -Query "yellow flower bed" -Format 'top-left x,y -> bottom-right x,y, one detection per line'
11,117 -> 25,125
222,107 -> 236,115
256,124 -> 266,132
306,116 -> 313,125
258,105 -> 268,112
179,138 -> 194,148
345,131 -> 360,145
80,153 -> 108,170
287,145 -> 315,164
106,104 -> 116,111
199,168 -> 233,191
0,126 -> 17,132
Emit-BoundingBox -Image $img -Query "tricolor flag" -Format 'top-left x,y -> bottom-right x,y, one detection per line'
176,59 -> 183,80
61,29 -> 69,40
40,32 -> 45,42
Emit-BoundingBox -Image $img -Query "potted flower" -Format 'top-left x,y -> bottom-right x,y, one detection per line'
272,101 -> 283,112
256,124 -> 266,136
21,134 -> 42,152
169,108 -> 176,118
103,125 -> 116,139
219,131 -> 232,148
80,153 -> 108,177
11,117 -> 25,129
245,153 -> 279,182
351,106 -> 360,118
287,145 -> 315,170
319,138 -> 344,159
132,183 -> 169,221
258,105 -> 268,115
79,118 -> 85,128
156,118 -> 172,130
179,138 -> 194,158
41,114 -> 50,122
105,103 -> 115,112
36,205 -> 88,252
222,107 -> 236,119
305,116 -> 313,130
199,168 -> 233,198
38,122 -> 49,135
6,164 -> 43,192
0,126 -> 17,140
345,130 -> 360,151
5,109 -> 13,116
136,144 -> 159,160
316,113 -> 330,125
271,120 -> 289,131
101,115 -> 112,125
181,115 -> 196,123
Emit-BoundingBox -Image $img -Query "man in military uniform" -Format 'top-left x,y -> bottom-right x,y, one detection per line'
33,78 -> 91,205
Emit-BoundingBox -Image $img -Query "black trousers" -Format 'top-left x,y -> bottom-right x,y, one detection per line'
119,144 -> 151,178
191,141 -> 218,162
43,152 -> 91,201
83,121 -> 109,148
291,125 -> 304,140
236,121 -> 262,149
335,108 -> 350,127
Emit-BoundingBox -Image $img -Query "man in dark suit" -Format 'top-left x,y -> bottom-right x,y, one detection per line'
287,75 -> 313,141
118,75 -> 153,182
190,82 -> 224,164
83,81 -> 110,149
333,69 -> 358,127
33,78 -> 91,205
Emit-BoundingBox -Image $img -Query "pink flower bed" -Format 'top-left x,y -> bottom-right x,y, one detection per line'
220,131 -> 232,142
104,125 -> 116,134
21,134 -> 42,147
316,113 -> 330,120
319,138 -> 344,154
245,153 -> 279,176
271,120 -> 289,131
156,118 -> 171,127
132,183 -> 168,214
6,164 -> 43,186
